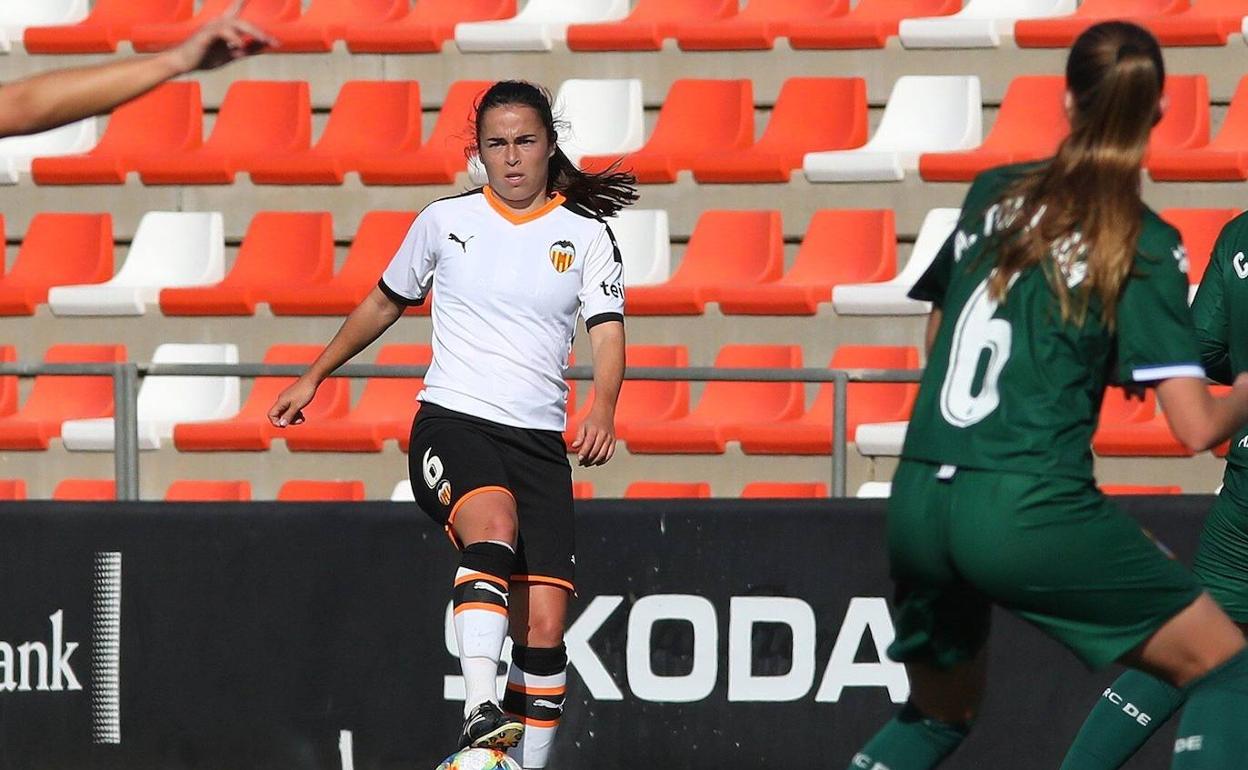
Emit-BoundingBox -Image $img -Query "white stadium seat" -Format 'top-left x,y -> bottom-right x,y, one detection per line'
553,78 -> 645,164
0,0 -> 89,49
856,482 -> 892,498
391,480 -> 416,502
803,76 -> 981,182
61,343 -> 240,451
49,212 -> 225,316
832,207 -> 960,315
455,0 -> 629,52
900,0 -> 1077,49
0,118 -> 97,183
854,421 -> 909,457
612,209 -> 671,288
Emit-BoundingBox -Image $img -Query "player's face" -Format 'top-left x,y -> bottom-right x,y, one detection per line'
478,104 -> 555,210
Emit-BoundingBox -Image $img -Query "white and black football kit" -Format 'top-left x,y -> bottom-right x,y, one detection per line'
380,186 -> 624,590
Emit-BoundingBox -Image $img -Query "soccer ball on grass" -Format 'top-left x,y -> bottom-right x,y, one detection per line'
435,747 -> 521,770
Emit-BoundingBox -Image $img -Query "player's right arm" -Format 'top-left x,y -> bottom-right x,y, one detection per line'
1156,374 -> 1248,452
1191,223 -> 1235,385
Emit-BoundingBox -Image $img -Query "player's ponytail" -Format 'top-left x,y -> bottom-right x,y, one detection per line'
991,21 -> 1164,328
473,80 -> 639,219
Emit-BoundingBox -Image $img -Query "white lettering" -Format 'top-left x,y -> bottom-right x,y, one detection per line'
16,642 -> 47,691
1175,735 -> 1204,753
0,643 -> 13,692
627,595 -> 717,703
816,598 -> 909,704
50,610 -> 81,691
1235,252 -> 1248,280
564,596 -> 625,701
727,597 -> 816,702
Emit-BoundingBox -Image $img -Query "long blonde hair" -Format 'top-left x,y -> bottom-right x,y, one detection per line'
990,21 -> 1164,328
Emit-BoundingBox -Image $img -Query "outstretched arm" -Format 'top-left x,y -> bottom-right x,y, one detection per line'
1157,373 -> 1248,452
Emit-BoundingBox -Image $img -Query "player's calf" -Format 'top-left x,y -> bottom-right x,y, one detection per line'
504,644 -> 567,769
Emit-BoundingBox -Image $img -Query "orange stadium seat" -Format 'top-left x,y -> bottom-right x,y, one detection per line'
0,213 -> 112,316
626,210 -> 783,315
346,0 -> 517,53
32,83 -> 203,185
173,345 -> 351,451
23,0 -> 191,53
1016,0 -> 1197,47
1162,208 -> 1238,288
253,0 -> 406,52
572,482 -> 594,499
567,0 -> 734,51
53,479 -> 116,501
624,482 -> 712,498
130,0 -> 300,51
284,344 -> 430,452
787,0 -> 961,49
626,345 -> 803,454
159,212 -> 333,316
717,209 -> 896,315
0,344 -> 126,450
0,346 -> 16,420
250,81 -> 422,185
741,482 -> 828,498
739,346 -> 919,455
165,480 -> 253,501
581,79 -> 754,184
691,77 -> 867,183
358,80 -> 492,185
269,211 -> 418,315
0,480 -> 27,500
137,81 -> 310,185
1101,485 -> 1183,495
920,76 -> 1067,182
277,480 -> 366,501
675,0 -> 849,50
1141,1 -> 1248,47
565,345 -> 690,445
1150,75 -> 1210,155
1149,77 -> 1248,181
1092,387 -> 1189,457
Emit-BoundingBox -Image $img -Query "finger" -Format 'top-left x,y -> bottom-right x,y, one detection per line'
603,437 -> 617,464
586,431 -> 609,466
593,434 -> 614,465
290,410 -> 306,426
278,401 -> 301,427
267,402 -> 286,427
576,428 -> 597,464
218,27 -> 247,50
232,19 -> 277,47
570,424 -> 586,450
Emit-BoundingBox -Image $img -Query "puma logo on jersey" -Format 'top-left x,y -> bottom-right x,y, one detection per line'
1234,252 -> 1248,279
474,581 -> 509,606
448,233 -> 474,252
533,698 -> 565,712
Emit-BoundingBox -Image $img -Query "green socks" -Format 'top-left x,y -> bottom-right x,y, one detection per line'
848,703 -> 969,770
1171,647 -> 1248,769
1059,669 -> 1185,770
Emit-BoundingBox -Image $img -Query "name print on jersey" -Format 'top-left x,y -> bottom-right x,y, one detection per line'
549,240 -> 576,273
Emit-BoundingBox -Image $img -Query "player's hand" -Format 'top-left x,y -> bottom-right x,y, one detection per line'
571,407 -> 616,467
268,377 -> 317,428
166,0 -> 276,74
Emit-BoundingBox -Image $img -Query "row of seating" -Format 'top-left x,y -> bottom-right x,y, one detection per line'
13,0 -> 1248,53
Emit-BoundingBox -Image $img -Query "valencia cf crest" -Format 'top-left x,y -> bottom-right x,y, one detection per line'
437,480 -> 452,506
549,240 -> 576,273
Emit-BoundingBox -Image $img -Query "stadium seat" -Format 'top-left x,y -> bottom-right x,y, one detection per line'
787,0 -> 962,48
284,344 -> 430,452
0,346 -> 16,419
1092,388 -> 1190,457
692,77 -> 868,184
854,421 -> 909,456
130,0 -> 300,51
552,79 -> 644,165
277,480 -> 366,501
159,212 -> 333,316
173,345 -> 351,451
247,0 -> 407,52
61,343 -> 240,451
675,0 -> 849,51
1144,0 -> 1248,46
1161,208 -> 1238,295
717,209 -> 896,315
49,212 -> 224,316
919,76 -> 1067,182
740,482 -> 829,498
269,211 -> 416,315
1149,76 -> 1248,181
612,209 -> 671,287
391,480 -> 415,502
346,0 -> 516,52
1015,0 -> 1205,47
0,0 -> 88,49
624,482 -> 712,498
856,481 -> 892,498
564,345 -> 690,445
23,0 -> 190,53
1101,485 -> 1183,495
1150,75 -> 1210,156
358,81 -> 492,185
832,208 -> 960,315
738,346 -> 920,455
581,79 -> 754,184
137,81 -> 310,185
626,345 -> 803,454
52,479 -> 115,501
0,344 -> 126,450
32,83 -> 202,185
0,119 -> 97,184
625,210 -> 783,315
900,0 -> 1076,48
0,480 -> 26,500
0,213 -> 112,316
250,81 -> 421,185
165,480 -> 253,501
804,76 -> 982,182
567,0 -> 735,51
455,0 -> 628,52
572,482 -> 594,499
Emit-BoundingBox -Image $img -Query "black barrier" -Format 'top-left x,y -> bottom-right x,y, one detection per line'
0,498 -> 1213,769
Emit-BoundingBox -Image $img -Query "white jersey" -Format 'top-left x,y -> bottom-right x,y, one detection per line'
379,187 -> 625,431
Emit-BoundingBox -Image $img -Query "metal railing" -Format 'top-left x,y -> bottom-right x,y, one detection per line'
0,362 -> 925,500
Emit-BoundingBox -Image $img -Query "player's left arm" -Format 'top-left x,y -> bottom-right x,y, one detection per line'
1191,226 -> 1234,385
575,320 -> 625,467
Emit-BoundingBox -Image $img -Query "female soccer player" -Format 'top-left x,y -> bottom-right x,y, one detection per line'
268,80 -> 635,769
1058,213 -> 1248,769
846,22 -> 1248,770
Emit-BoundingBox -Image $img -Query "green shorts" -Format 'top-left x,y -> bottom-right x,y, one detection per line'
887,460 -> 1201,670
1193,490 -> 1248,623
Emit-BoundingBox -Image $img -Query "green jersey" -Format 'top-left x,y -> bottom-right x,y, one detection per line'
901,163 -> 1202,480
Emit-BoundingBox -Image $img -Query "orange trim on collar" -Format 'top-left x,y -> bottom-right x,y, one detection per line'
483,185 -> 566,225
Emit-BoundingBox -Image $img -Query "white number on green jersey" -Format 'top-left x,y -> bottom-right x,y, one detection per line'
939,276 -> 1013,428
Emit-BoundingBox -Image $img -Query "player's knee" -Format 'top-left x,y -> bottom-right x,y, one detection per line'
519,614 -> 566,648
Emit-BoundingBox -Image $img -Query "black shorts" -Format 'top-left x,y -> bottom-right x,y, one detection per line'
408,401 -> 576,591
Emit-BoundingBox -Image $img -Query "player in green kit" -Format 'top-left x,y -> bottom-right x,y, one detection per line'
845,22 -> 1248,770
1058,211 -> 1248,770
